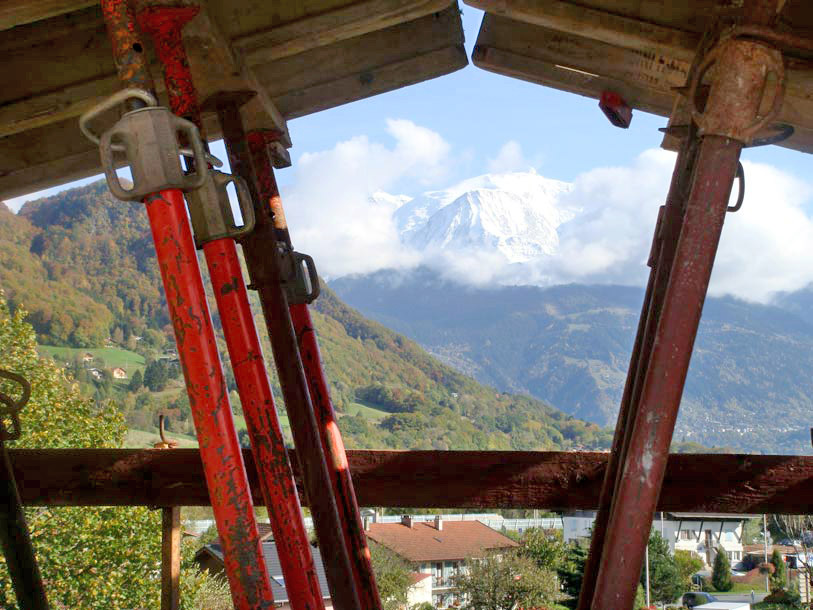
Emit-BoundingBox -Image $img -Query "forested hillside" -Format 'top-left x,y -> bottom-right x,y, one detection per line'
0,182 -> 612,452
2,182 -> 167,347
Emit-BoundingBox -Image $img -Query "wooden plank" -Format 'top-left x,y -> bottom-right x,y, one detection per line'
236,0 -> 452,65
473,13 -> 813,154
475,13 -> 689,98
253,5 -> 464,97
9,448 -> 813,514
473,46 -> 675,119
0,75 -> 120,139
270,45 -> 468,119
0,0 -> 96,32
161,507 -> 181,610
185,4 -> 291,147
463,0 -> 700,62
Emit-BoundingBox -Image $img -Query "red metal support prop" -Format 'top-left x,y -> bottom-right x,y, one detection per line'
247,129 -> 383,610
212,98 -> 363,610
586,11 -> 786,605
100,2 -> 274,607
202,238 -> 326,610
136,6 -> 325,609
577,124 -> 702,610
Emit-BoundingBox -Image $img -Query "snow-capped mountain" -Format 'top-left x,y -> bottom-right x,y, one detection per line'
378,170 -> 575,264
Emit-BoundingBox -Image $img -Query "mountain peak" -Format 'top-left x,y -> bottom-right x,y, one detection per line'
386,170 -> 575,264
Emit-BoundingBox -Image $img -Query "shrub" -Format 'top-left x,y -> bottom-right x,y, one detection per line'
763,587 -> 801,605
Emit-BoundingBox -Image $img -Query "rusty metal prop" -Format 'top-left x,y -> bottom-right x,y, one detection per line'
577,123 -> 703,610
100,2 -> 274,607
0,371 -> 48,610
0,369 -> 29,442
211,95 -> 363,610
137,5 -> 326,609
586,24 -> 786,608
247,129 -> 383,610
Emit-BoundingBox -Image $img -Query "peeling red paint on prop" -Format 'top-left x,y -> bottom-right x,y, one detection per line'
217,106 -> 363,610
143,189 -> 274,609
204,238 -> 326,610
136,6 -> 201,125
247,129 -> 383,610
101,0 -> 153,95
100,2 -> 274,606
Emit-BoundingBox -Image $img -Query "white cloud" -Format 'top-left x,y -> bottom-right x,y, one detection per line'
487,140 -> 541,174
280,119 -> 450,278
711,160 -> 813,301
282,125 -> 813,303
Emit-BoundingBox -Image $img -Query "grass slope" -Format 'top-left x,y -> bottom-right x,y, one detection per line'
38,345 -> 145,371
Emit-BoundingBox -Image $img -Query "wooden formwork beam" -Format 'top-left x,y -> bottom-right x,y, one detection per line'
9,448 -> 813,514
0,0 -> 96,32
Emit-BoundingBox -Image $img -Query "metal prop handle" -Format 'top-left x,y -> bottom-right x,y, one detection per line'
98,107 -> 207,200
215,171 -> 256,239
292,252 -> 321,304
79,88 -> 158,143
187,170 -> 256,247
0,370 -> 31,442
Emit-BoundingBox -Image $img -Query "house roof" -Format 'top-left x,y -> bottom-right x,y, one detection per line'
409,572 -> 432,585
667,513 -> 758,521
744,544 -> 798,555
197,539 -> 330,603
365,520 -> 518,562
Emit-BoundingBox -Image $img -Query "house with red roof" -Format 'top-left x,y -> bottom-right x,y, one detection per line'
366,515 -> 519,608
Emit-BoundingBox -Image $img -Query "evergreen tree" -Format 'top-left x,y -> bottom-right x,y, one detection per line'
143,359 -> 167,392
644,532 -> 684,605
128,368 -> 143,392
712,547 -> 733,592
770,548 -> 787,589
559,542 -> 588,599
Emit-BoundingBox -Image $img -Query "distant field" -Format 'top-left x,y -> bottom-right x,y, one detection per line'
125,428 -> 198,449
38,345 -> 145,373
344,401 -> 388,420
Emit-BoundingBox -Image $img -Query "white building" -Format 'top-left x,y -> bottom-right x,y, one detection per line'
366,515 -> 519,609
563,511 -> 751,567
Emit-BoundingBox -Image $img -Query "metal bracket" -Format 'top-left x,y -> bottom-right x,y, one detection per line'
0,370 -> 30,442
80,89 -> 209,201
186,170 -> 255,248
727,162 -> 746,213
278,247 -> 320,304
689,37 -> 785,144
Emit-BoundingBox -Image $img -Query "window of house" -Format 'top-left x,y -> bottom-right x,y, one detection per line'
680,529 -> 694,540
433,562 -> 444,586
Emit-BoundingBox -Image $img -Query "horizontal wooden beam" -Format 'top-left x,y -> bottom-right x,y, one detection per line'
463,0 -> 700,62
473,12 -> 813,154
0,0 -> 95,32
9,449 -> 813,514
236,0 -> 451,65
271,45 -> 467,120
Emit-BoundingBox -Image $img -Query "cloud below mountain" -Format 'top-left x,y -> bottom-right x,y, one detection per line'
280,120 -> 813,303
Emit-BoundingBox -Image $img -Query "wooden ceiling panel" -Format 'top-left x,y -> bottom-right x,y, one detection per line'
0,1 -> 466,199
471,8 -> 813,155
